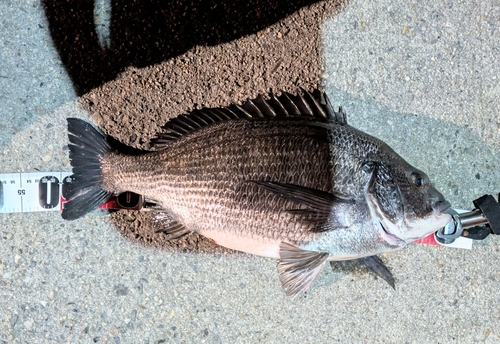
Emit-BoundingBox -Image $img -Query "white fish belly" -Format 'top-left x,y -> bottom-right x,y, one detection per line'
199,230 -> 281,259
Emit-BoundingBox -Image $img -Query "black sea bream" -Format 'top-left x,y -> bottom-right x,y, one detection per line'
62,90 -> 451,297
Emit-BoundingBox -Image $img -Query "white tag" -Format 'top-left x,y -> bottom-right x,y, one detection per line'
435,235 -> 473,249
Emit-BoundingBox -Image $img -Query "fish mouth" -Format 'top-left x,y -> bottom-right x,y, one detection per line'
378,220 -> 408,247
432,200 -> 452,215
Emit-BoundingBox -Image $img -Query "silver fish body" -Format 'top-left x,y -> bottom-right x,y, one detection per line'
63,90 -> 451,297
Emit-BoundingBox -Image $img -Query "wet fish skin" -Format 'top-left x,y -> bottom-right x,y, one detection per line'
62,90 -> 451,297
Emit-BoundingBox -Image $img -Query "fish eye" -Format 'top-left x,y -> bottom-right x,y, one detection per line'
411,173 -> 425,187
362,161 -> 375,173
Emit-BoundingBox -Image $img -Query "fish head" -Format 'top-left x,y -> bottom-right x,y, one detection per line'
365,155 -> 452,243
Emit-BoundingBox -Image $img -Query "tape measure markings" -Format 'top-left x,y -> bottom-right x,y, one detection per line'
0,173 -> 477,250
0,172 -> 145,214
0,172 -> 72,214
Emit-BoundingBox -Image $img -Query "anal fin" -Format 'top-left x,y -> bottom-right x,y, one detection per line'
278,242 -> 329,298
153,211 -> 191,240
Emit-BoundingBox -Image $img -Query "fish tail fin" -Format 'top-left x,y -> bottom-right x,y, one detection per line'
62,118 -> 113,220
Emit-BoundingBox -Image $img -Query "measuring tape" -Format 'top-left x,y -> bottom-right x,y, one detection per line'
0,171 -> 473,249
0,172 -> 73,213
0,171 -> 143,214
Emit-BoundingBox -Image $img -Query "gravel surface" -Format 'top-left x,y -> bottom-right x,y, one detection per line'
1,0 -> 500,343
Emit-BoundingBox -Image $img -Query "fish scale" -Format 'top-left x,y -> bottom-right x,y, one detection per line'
62,90 -> 452,297
107,121 -> 333,243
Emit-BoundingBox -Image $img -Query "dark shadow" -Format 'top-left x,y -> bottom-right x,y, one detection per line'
42,0 -> 322,95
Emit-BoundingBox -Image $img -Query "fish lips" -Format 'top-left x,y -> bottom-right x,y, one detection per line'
432,199 -> 452,216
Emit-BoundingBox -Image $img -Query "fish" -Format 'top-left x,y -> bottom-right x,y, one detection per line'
62,89 -> 452,298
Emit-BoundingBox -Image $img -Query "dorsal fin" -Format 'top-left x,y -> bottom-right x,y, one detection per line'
151,89 -> 347,149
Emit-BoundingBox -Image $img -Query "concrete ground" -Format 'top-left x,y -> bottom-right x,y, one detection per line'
1,0 -> 500,343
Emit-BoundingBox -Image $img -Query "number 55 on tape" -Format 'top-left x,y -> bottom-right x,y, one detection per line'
0,172 -> 72,213
0,172 -> 144,214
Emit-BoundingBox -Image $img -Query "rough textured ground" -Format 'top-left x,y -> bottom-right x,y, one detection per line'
2,0 -> 500,343
79,0 -> 343,252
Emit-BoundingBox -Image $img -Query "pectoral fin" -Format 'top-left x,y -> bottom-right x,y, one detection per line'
250,181 -> 354,231
278,242 -> 329,298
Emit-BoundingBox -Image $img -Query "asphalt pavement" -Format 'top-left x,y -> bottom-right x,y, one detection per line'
1,0 -> 500,343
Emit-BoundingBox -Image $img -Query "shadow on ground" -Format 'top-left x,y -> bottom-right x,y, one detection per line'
42,0 -> 327,95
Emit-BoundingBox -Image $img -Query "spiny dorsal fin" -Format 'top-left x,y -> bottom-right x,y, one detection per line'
151,89 -> 347,150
